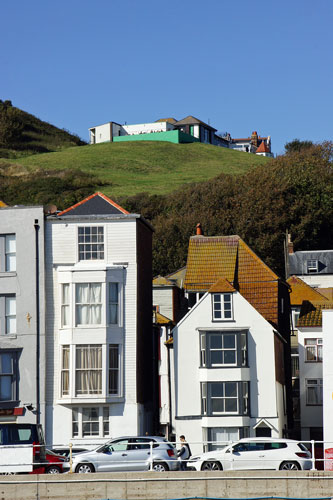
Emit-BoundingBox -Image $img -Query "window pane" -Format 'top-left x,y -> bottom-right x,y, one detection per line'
225,399 -> 238,412
223,350 -> 236,364
225,382 -> 237,397
210,335 -> 222,349
211,399 -> 224,412
211,351 -> 223,364
223,334 -> 235,349
211,384 -> 224,397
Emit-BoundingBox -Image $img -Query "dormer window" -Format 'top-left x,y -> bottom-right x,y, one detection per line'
307,260 -> 318,274
78,226 -> 104,261
212,293 -> 233,320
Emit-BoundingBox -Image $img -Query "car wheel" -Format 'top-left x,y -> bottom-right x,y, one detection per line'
152,462 -> 169,472
46,466 -> 61,474
201,460 -> 222,471
75,463 -> 95,473
279,461 -> 301,471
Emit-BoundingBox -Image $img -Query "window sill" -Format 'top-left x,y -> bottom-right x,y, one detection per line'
2,334 -> 17,339
57,396 -> 124,404
0,272 -> 17,278
211,319 -> 235,323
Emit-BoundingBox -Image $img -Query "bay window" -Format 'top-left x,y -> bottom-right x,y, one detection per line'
109,344 -> 120,395
75,283 -> 102,325
61,345 -> 70,396
61,284 -> 70,327
109,283 -> 119,325
75,345 -> 102,395
72,407 -> 110,438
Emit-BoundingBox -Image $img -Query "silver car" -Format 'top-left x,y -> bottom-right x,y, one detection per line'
188,438 -> 312,471
63,436 -> 178,473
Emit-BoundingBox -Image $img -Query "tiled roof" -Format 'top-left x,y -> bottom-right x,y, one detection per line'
209,278 -> 236,293
57,192 -> 129,217
155,118 -> 177,124
256,141 -> 270,153
287,276 -> 328,305
0,200 -> 7,207
298,300 -> 333,327
154,311 -> 174,325
153,276 -> 175,286
184,235 -> 281,325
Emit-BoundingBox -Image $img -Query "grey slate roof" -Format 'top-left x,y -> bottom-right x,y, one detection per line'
288,250 -> 333,275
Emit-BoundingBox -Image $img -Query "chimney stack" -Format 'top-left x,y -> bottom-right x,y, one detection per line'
196,223 -> 203,236
251,131 -> 258,147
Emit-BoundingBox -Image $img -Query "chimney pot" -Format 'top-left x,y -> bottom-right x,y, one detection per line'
287,233 -> 294,254
196,223 -> 203,236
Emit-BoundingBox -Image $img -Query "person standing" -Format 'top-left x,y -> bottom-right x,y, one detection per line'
177,435 -> 191,471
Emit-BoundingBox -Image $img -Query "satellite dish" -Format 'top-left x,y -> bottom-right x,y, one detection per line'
44,204 -> 57,215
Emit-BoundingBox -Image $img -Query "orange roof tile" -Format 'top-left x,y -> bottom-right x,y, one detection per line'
57,192 -> 129,216
154,311 -> 174,325
153,276 -> 175,286
0,200 -> 7,207
287,276 -> 329,305
184,235 -> 281,325
256,141 -> 270,153
316,288 -> 333,301
298,301 -> 333,328
209,278 -> 236,293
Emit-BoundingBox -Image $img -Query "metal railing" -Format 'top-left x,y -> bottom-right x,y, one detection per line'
0,439 -> 331,474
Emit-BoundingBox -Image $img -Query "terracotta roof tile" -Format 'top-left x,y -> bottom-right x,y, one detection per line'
287,276 -> 328,305
154,311 -> 174,325
298,301 -> 333,327
184,235 -> 281,325
209,278 -> 236,293
256,141 -> 270,153
153,276 -> 175,286
0,200 -> 7,207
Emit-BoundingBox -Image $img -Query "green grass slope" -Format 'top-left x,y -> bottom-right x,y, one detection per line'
0,100 -> 86,158
9,140 -> 270,198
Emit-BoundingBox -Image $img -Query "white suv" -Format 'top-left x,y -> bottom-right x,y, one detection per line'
188,438 -> 312,471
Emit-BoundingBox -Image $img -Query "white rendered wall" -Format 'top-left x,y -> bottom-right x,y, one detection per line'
122,122 -> 174,135
323,310 -> 333,454
173,291 -> 284,454
298,327 -> 323,439
298,275 -> 333,288
89,123 -> 112,143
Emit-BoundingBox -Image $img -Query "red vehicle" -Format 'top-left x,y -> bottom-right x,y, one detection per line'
31,450 -> 66,474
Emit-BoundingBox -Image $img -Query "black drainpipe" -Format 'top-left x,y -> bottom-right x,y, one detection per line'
34,219 -> 40,424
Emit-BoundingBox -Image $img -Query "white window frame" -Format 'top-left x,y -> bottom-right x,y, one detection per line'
0,235 -> 16,272
200,331 -> 247,367
75,283 -> 102,326
307,259 -> 319,274
0,296 -> 16,335
78,226 -> 105,262
306,378 -> 323,405
202,381 -> 249,416
61,345 -> 70,397
61,284 -> 70,328
212,293 -> 233,320
305,338 -> 323,362
72,406 -> 110,438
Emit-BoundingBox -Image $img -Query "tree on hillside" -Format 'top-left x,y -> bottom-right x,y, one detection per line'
0,101 -> 23,147
284,139 -> 314,154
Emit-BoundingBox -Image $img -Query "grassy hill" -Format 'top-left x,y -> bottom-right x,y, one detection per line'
0,100 -> 85,158
4,140 -> 270,198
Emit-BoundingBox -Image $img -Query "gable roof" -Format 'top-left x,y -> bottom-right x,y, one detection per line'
57,192 -> 129,217
256,141 -> 270,153
184,234 -> 281,326
287,276 -> 328,305
209,278 -> 236,293
174,115 -> 217,131
298,300 -> 333,328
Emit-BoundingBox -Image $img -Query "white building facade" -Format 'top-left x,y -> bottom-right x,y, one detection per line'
173,286 -> 287,455
44,193 -> 153,447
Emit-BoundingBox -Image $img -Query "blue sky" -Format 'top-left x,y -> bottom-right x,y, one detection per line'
1,0 -> 332,155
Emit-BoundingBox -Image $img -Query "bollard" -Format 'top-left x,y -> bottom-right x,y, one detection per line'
69,442 -> 73,474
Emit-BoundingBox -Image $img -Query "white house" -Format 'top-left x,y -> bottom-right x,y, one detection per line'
44,192 -> 154,447
173,277 -> 288,455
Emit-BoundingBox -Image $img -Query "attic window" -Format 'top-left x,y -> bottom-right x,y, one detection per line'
212,293 -> 233,320
307,260 -> 319,274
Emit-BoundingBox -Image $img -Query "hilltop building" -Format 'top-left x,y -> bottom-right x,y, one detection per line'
89,116 -> 273,156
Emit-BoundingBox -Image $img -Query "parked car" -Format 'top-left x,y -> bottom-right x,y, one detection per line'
31,450 -> 67,474
187,438 -> 312,471
62,436 -> 178,473
51,447 -> 88,458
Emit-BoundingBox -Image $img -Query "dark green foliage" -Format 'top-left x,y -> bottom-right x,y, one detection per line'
123,142 -> 333,277
0,169 -> 104,210
284,139 -> 314,154
0,101 -> 86,158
